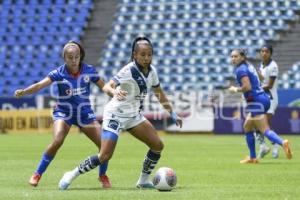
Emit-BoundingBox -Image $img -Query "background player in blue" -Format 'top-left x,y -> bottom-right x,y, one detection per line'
228,49 -> 292,163
58,36 -> 183,190
14,41 -> 111,188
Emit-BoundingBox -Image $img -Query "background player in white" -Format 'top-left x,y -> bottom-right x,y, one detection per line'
58,36 -> 183,190
14,41 -> 111,188
255,44 -> 280,159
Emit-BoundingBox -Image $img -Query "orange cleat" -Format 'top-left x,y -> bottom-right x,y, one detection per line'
99,175 -> 112,188
29,173 -> 41,187
282,140 -> 292,159
240,156 -> 259,164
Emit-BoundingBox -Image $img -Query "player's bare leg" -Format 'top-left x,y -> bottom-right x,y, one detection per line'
254,115 -> 292,159
240,114 -> 258,164
29,120 -> 70,187
59,130 -> 117,190
81,121 -> 111,188
129,120 -> 164,188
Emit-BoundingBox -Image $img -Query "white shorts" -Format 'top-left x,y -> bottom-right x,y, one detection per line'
267,99 -> 278,115
102,111 -> 146,136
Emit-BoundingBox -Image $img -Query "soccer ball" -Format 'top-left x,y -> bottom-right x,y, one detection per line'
153,167 -> 177,191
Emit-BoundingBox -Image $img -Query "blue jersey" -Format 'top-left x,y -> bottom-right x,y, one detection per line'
235,62 -> 264,102
48,63 -> 100,114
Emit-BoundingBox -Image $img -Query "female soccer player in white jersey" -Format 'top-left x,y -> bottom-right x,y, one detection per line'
58,36 -> 183,190
255,45 -> 280,159
14,41 -> 111,188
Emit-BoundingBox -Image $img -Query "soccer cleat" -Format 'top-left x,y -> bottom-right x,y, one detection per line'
282,140 -> 292,159
29,173 -> 42,187
272,144 -> 280,159
98,175 -> 112,188
240,157 -> 259,164
59,171 -> 75,190
136,180 -> 155,189
257,146 -> 271,159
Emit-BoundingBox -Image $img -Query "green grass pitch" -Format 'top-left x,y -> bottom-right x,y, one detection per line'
0,133 -> 299,200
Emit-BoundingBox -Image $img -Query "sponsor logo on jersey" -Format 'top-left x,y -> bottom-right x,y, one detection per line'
65,87 -> 87,96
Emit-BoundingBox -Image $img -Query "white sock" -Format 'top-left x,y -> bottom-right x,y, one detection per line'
260,143 -> 268,149
72,167 -> 81,177
138,172 -> 150,184
67,168 -> 80,182
273,143 -> 280,149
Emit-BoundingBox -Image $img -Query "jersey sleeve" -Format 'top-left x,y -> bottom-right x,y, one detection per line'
269,62 -> 279,77
89,66 -> 101,83
112,66 -> 131,85
48,69 -> 61,82
151,67 -> 160,87
236,66 -> 248,81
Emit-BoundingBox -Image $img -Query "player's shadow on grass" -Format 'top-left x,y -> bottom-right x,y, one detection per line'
258,161 -> 296,165
67,187 -> 138,191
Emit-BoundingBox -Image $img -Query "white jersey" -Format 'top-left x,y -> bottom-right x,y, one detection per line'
104,61 -> 160,117
259,59 -> 278,102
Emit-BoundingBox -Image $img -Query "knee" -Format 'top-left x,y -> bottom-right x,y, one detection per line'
243,124 -> 252,133
99,151 -> 113,163
152,140 -> 164,152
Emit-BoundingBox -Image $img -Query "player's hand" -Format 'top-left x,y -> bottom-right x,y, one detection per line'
114,88 -> 128,101
228,86 -> 238,93
170,111 -> 183,128
14,89 -> 25,98
176,117 -> 183,128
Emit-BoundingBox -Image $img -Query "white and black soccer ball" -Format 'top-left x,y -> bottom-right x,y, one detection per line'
153,167 -> 177,191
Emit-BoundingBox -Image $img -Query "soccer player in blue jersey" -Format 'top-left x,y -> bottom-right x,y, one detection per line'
14,41 -> 111,188
58,36 -> 183,190
228,49 -> 292,163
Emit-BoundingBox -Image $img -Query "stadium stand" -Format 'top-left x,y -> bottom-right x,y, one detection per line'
98,0 -> 300,91
278,62 -> 300,89
0,0 -> 94,95
1,0 -> 300,97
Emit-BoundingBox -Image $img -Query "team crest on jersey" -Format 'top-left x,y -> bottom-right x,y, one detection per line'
108,120 -> 120,130
84,75 -> 90,83
66,89 -> 72,95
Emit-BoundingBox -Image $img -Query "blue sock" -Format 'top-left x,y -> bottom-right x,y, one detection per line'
99,161 -> 108,176
245,132 -> 256,159
264,130 -> 283,145
35,153 -> 54,175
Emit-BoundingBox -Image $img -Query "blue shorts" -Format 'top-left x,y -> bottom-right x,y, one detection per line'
53,109 -> 96,127
246,93 -> 270,117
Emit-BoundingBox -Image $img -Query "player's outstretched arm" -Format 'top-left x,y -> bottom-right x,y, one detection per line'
14,77 -> 52,98
255,67 -> 264,82
262,76 -> 276,90
228,76 -> 251,93
102,80 -> 127,101
95,79 -> 114,98
152,86 -> 183,128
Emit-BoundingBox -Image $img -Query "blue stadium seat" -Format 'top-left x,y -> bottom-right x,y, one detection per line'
0,0 -> 94,96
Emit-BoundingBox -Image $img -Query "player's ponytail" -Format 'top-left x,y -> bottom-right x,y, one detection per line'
130,36 -> 153,61
236,48 -> 247,59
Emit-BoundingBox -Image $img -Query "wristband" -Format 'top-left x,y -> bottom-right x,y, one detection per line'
170,111 -> 178,124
